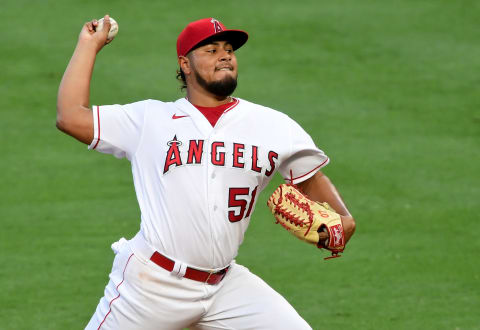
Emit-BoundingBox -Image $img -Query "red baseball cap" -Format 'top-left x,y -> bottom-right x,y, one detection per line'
177,18 -> 248,57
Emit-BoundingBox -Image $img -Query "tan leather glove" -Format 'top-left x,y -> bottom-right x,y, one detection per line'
267,184 -> 346,259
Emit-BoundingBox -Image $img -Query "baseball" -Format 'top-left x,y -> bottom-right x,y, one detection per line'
96,17 -> 118,41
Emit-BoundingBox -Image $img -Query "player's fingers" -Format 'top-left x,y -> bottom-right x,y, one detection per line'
86,21 -> 95,33
102,14 -> 112,32
318,231 -> 329,241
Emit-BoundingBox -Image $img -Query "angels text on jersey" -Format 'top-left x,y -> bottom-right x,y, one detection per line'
163,135 -> 279,177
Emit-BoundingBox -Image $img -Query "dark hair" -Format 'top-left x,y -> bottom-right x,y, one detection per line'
176,68 -> 187,91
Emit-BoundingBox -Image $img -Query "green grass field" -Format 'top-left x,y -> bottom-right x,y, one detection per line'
1,0 -> 479,329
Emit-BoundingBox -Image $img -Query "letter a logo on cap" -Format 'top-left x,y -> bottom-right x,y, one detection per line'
211,18 -> 224,33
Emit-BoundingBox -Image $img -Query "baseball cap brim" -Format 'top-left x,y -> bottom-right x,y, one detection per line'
191,30 -> 249,53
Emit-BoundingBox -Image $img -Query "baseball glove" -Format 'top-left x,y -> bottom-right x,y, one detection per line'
267,184 -> 345,259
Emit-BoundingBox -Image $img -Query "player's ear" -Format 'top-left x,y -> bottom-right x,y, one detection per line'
178,56 -> 191,75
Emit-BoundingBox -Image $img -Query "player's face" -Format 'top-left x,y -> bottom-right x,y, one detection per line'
189,41 -> 238,97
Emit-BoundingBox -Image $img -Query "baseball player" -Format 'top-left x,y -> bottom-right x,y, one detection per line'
57,16 -> 356,330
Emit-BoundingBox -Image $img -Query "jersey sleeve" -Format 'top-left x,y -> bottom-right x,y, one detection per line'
277,117 -> 330,184
88,101 -> 147,160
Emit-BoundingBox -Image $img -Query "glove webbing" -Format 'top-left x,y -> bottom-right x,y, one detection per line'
273,185 -> 316,238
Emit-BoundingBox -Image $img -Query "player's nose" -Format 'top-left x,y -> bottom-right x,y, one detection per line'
218,49 -> 232,61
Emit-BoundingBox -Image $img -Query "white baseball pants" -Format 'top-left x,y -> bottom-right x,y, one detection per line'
85,234 -> 311,330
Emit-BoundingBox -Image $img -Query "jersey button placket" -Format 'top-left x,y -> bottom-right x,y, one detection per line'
211,173 -> 218,211
208,167 -> 219,216
206,138 -> 219,266
212,171 -> 218,212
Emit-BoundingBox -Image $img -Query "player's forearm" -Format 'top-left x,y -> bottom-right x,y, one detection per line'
56,41 -> 97,127
298,171 -> 350,216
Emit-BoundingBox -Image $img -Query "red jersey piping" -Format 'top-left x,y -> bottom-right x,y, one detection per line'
285,157 -> 330,182
92,106 -> 101,150
223,98 -> 239,113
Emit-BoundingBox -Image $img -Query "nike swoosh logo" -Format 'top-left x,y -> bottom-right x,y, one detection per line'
172,114 -> 189,120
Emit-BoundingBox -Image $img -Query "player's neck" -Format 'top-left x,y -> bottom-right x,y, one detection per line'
186,88 -> 232,107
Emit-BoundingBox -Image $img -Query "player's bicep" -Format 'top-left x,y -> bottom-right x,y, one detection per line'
56,105 -> 94,145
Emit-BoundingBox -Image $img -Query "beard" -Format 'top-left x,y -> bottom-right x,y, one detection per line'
193,69 -> 237,97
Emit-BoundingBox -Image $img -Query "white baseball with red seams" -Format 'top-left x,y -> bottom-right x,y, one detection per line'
88,97 -> 328,269
96,17 -> 118,41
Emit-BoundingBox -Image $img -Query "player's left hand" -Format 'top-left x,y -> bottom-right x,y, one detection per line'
267,184 -> 347,259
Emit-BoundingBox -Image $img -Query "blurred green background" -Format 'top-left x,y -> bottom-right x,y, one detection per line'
1,0 -> 479,329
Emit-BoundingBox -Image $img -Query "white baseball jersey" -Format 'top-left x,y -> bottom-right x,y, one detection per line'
88,97 -> 329,270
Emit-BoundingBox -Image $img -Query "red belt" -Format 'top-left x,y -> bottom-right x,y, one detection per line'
150,251 -> 229,285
